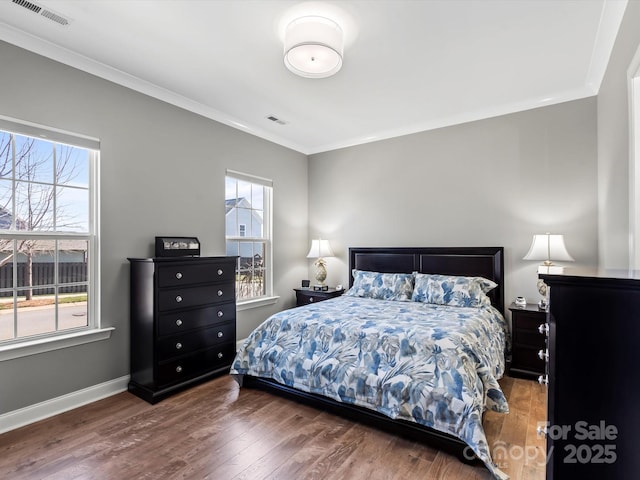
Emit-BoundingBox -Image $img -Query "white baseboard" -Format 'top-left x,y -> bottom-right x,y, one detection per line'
0,375 -> 130,434
1,341 -> 250,435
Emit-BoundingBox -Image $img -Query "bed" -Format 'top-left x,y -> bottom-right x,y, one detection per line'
231,247 -> 510,479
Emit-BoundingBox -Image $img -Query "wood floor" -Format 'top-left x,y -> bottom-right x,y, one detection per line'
0,375 -> 546,480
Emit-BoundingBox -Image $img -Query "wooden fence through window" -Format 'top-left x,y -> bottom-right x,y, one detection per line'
0,262 -> 87,296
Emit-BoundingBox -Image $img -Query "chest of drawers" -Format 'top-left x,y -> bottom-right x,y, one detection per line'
540,270 -> 640,479
128,256 -> 236,403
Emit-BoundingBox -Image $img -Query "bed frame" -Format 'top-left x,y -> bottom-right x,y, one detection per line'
240,246 -> 504,462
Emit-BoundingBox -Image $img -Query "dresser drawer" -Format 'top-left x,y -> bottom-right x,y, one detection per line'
156,342 -> 236,387
158,303 -> 235,336
158,284 -> 235,311
157,322 -> 235,359
157,261 -> 234,288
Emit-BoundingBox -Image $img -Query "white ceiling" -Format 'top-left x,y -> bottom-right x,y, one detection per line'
0,0 -> 629,154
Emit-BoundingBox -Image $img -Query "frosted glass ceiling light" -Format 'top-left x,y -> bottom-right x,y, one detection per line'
284,16 -> 344,78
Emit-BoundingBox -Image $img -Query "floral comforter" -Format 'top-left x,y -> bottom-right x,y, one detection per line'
231,296 -> 510,479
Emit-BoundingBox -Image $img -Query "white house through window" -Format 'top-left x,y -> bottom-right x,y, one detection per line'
225,170 -> 272,302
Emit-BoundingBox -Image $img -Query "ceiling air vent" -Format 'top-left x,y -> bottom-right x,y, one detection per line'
12,0 -> 71,26
266,115 -> 287,125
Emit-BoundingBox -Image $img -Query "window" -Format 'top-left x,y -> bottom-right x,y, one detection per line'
225,170 -> 272,302
0,118 -> 98,345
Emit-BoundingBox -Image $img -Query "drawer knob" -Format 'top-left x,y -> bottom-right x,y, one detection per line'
176,342 -> 182,350
538,349 -> 549,361
309,297 -> 314,302
176,366 -> 183,373
217,290 -> 223,297
217,352 -> 223,359
217,269 -> 223,276
217,331 -> 223,338
538,323 -> 549,336
536,425 -> 547,438
175,272 -> 183,279
176,295 -> 183,303
538,374 -> 548,385
175,319 -> 183,326
217,310 -> 224,318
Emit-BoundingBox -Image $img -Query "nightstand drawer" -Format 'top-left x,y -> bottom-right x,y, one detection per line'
294,288 -> 343,306
513,328 -> 546,348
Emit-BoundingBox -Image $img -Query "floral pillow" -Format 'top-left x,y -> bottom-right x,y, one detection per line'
345,269 -> 414,301
411,273 -> 497,308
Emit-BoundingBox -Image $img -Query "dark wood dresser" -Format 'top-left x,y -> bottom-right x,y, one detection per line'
128,256 -> 237,404
540,270 -> 640,479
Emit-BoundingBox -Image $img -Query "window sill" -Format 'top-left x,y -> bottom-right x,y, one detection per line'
0,327 -> 115,362
236,295 -> 280,311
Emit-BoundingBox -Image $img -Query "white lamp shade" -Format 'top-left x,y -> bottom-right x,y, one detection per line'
284,16 -> 344,78
523,234 -> 574,263
307,239 -> 335,259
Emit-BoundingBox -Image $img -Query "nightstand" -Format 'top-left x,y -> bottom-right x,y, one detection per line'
294,288 -> 343,306
508,302 -> 547,379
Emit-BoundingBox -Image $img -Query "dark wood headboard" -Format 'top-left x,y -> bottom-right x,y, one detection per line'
349,247 -> 504,315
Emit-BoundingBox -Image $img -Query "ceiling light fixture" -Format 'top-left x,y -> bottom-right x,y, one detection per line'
284,15 -> 344,79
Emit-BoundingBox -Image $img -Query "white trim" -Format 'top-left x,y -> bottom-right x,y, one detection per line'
236,295 -> 279,311
585,0 -> 629,93
0,114 -> 100,150
628,44 -> 640,269
0,22 -> 308,154
0,374 -> 129,434
225,169 -> 274,188
0,327 -> 114,361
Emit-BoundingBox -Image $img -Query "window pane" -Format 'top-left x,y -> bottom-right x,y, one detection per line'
237,179 -> 251,204
0,131 -> 11,179
57,144 -> 89,188
16,239 -> 54,289
15,180 -> 55,231
16,288 -> 55,337
251,184 -> 264,210
225,176 -> 237,201
0,239 -> 13,288
16,137 -> 54,184
252,209 -> 264,238
0,179 -> 12,230
59,239 -> 88,284
57,186 -> 89,233
59,291 -> 88,331
0,294 -> 14,341
237,207 -> 251,234
236,241 -> 265,300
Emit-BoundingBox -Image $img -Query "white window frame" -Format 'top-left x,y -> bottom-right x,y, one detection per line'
225,169 -> 277,309
0,115 -> 112,361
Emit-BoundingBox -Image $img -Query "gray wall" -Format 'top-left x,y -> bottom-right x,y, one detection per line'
0,41 -> 308,414
308,98 -> 599,308
597,0 -> 640,269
